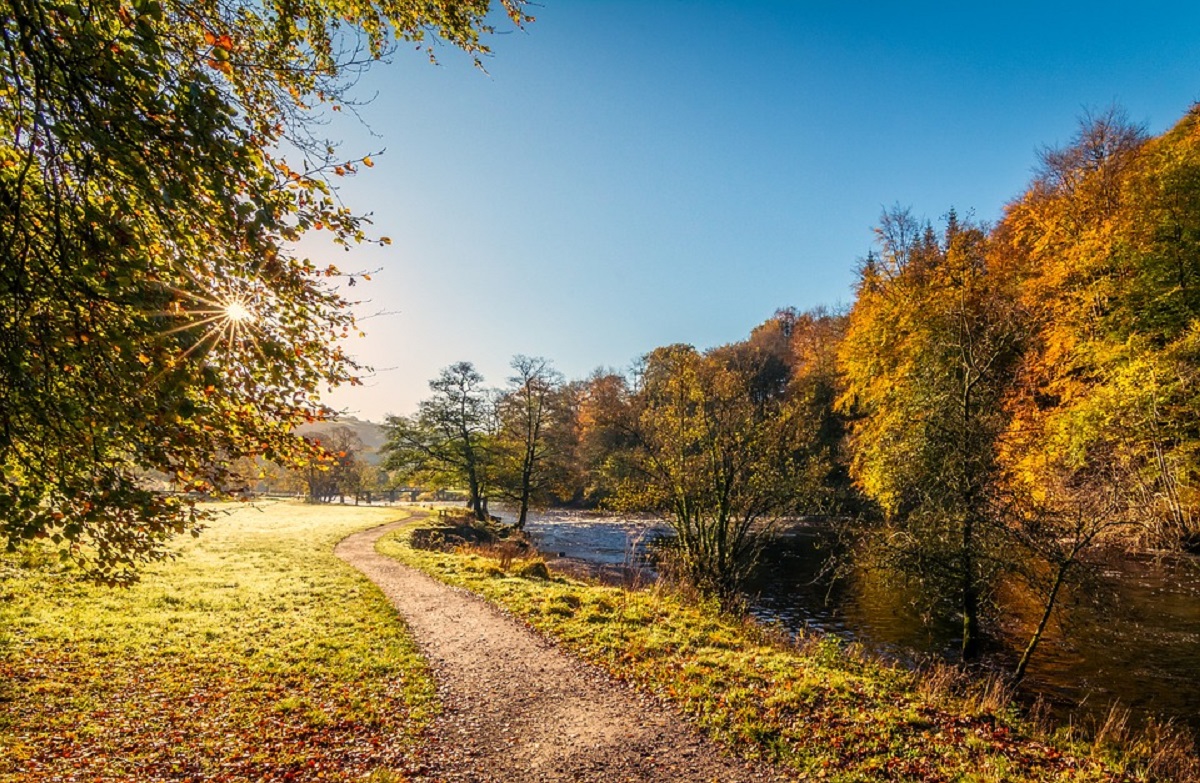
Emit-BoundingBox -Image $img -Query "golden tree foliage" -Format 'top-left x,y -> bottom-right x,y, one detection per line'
997,106 -> 1200,546
838,210 -> 1025,657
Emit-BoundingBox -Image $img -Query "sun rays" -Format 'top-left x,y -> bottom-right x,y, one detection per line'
148,274 -> 271,373
224,301 -> 252,323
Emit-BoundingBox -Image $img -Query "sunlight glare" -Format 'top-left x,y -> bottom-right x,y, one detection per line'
224,300 -> 252,323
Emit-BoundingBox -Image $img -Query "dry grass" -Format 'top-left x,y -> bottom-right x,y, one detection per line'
913,660 -> 1015,719
1061,704 -> 1200,782
451,540 -> 534,570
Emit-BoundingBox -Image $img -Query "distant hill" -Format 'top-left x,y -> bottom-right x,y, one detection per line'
297,417 -> 388,464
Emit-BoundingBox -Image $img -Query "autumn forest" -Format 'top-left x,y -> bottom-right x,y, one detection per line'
385,105 -> 1200,675
9,0 -> 1200,777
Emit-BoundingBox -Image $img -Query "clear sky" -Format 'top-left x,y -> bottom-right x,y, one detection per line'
313,1 -> 1200,420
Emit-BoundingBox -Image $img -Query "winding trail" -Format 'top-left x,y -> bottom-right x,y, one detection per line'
336,518 -> 791,783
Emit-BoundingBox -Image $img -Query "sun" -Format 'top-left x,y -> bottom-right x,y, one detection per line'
224,300 -> 253,323
147,283 -> 267,374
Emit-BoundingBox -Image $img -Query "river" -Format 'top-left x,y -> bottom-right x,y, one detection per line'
520,509 -> 1200,740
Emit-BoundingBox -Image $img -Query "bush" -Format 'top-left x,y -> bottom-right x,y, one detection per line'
516,560 -> 551,580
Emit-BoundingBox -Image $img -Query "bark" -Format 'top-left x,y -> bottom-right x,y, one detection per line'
1014,558 -> 1070,683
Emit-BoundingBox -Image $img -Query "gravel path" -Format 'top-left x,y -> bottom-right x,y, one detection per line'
335,519 -> 793,783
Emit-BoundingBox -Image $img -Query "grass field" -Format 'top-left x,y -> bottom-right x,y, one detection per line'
0,501 -> 432,783
379,517 -> 1188,783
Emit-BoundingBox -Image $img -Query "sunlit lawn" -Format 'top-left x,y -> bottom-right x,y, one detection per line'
0,501 -> 432,783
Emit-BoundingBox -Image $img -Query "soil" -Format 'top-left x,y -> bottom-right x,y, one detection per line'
335,519 -> 794,782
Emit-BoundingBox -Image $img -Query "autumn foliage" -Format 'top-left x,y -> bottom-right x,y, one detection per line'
0,0 -> 528,580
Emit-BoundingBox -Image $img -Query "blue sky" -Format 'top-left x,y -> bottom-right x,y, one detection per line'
315,1 -> 1200,419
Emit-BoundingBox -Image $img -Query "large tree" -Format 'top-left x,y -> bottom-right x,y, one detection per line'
0,0 -> 529,580
839,209 -> 1026,659
382,361 -> 495,521
620,343 -> 810,601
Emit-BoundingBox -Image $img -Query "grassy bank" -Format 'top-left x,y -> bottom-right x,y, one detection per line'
0,502 -> 433,783
379,515 -> 1189,783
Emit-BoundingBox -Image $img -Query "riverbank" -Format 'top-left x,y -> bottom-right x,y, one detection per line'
515,507 -> 1200,739
379,515 -> 1198,783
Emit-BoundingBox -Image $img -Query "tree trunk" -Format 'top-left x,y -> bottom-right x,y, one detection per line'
961,513 -> 981,660
516,458 -> 533,531
1014,558 -> 1070,683
467,468 -> 486,521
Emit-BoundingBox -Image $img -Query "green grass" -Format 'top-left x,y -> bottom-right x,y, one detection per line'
0,501 -> 434,783
379,516 -> 1145,783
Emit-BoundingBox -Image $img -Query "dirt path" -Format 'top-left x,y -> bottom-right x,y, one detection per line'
336,519 -> 792,783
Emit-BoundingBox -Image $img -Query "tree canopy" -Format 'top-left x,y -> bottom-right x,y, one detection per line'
615,341 -> 818,600
839,209 -> 1026,658
0,0 -> 528,580
383,361 -> 495,520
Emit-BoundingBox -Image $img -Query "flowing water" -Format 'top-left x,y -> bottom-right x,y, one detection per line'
521,510 -> 1200,739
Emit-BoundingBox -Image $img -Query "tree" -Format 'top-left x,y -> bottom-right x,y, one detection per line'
297,426 -> 365,504
493,355 -> 564,529
781,307 -> 860,515
839,210 -> 1026,659
383,362 -> 495,521
0,0 -> 529,580
573,369 -> 640,507
620,343 -> 810,601
997,106 -> 1200,549
1001,472 -> 1139,683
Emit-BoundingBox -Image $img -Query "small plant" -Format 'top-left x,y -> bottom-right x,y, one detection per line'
515,560 -> 550,580
494,541 -> 524,571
